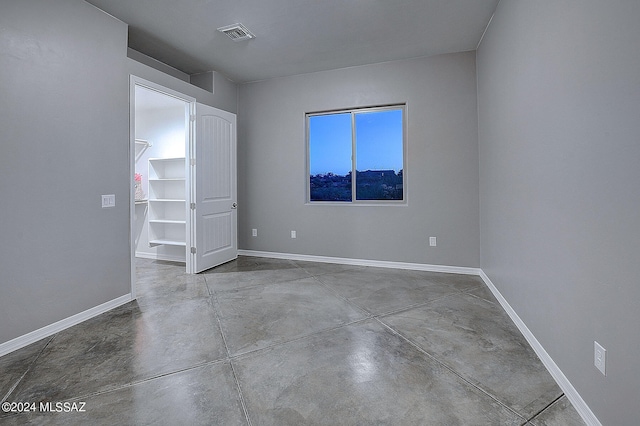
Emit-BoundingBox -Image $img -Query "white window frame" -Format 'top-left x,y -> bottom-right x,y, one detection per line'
306,104 -> 407,205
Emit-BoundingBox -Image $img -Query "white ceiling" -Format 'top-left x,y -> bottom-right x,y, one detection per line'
86,0 -> 499,83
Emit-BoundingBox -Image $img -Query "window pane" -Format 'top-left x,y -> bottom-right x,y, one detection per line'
355,109 -> 403,200
309,113 -> 353,201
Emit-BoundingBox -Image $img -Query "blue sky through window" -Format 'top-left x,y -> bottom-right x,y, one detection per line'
309,113 -> 352,176
309,109 -> 403,176
355,109 -> 403,172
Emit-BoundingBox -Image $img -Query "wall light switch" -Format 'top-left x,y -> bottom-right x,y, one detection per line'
102,194 -> 115,208
291,230 -> 297,239
252,228 -> 258,237
429,237 -> 437,247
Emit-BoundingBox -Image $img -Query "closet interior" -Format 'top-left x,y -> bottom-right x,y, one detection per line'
134,86 -> 189,263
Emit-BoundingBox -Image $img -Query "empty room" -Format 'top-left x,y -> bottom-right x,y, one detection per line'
0,0 -> 638,425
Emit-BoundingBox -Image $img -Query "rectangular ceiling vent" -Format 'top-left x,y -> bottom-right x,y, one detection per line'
217,23 -> 255,41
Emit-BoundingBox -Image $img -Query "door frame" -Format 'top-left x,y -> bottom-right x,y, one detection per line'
129,75 -> 196,298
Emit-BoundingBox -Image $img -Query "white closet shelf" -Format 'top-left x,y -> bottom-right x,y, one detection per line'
149,219 -> 186,225
135,139 -> 152,147
149,157 -> 184,161
149,239 -> 186,247
149,178 -> 185,182
148,198 -> 186,202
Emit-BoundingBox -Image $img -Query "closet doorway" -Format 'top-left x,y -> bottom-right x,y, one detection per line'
130,76 -> 238,297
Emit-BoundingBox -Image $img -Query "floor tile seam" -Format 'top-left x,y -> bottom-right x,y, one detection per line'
203,273 -> 215,296
134,293 -> 213,309
52,358 -> 232,403
460,283 -> 489,293
227,316 -> 375,361
463,289 -> 499,305
140,271 -> 239,403
311,275 -> 468,319
206,273 -> 318,295
1,335 -> 57,404
1,371 -> 29,405
90,358 -> 229,401
309,275 -> 373,316
284,258 -> 301,268
525,393 -> 565,423
205,267 -> 304,277
370,291 -> 466,319
228,360 -> 253,426
204,256 -> 306,275
208,289 -> 235,361
374,317 -> 527,423
377,298 -> 555,422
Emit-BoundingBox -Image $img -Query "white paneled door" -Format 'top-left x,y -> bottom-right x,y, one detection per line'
191,103 -> 237,273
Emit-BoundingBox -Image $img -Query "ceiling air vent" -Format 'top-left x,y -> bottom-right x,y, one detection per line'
217,23 -> 255,41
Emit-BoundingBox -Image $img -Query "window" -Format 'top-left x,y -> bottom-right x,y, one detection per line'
307,105 -> 405,203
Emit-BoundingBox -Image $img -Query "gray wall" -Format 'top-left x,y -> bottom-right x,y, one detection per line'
0,0 -> 238,348
238,52 -> 479,267
477,1 -> 640,424
0,0 -> 130,344
128,52 -> 238,114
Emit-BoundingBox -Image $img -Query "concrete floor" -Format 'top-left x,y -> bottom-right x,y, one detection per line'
0,256 -> 586,425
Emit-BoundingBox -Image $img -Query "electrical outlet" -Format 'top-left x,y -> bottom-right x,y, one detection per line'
594,341 -> 606,376
429,237 -> 437,247
252,228 -> 258,237
291,230 -> 297,239
101,194 -> 115,208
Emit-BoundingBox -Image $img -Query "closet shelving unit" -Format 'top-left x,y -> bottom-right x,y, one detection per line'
147,157 -> 187,247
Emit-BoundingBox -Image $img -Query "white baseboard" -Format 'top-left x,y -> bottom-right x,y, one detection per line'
479,271 -> 601,426
237,250 -> 481,276
0,294 -> 133,358
135,252 -> 185,263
